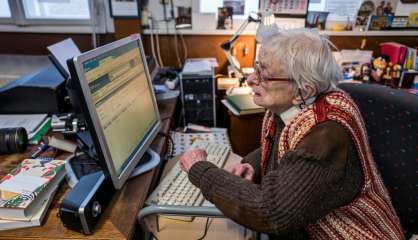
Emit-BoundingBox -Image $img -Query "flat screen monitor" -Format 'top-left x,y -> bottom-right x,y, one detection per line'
67,34 -> 161,189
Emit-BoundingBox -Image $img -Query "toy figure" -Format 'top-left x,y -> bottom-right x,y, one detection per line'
391,64 -> 402,87
360,63 -> 372,82
384,2 -> 393,16
383,63 -> 393,86
376,1 -> 385,16
372,57 -> 387,82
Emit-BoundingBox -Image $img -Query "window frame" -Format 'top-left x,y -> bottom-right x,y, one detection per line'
0,0 -> 14,23
0,0 -> 114,33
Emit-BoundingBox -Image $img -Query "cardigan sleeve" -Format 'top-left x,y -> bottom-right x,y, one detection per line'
188,121 -> 362,235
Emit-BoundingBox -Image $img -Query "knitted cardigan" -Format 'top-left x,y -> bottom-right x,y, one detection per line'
260,90 -> 404,239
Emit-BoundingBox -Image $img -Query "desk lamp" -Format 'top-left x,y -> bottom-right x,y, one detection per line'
220,9 -> 279,86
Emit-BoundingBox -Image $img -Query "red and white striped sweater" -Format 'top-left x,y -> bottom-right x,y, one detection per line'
260,90 -> 404,239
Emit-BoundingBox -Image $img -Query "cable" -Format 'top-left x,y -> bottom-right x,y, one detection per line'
150,231 -> 160,240
197,218 -> 213,240
155,22 -> 165,67
149,17 -> 161,68
169,0 -> 182,68
179,32 -> 188,61
173,27 -> 182,68
157,132 -> 174,159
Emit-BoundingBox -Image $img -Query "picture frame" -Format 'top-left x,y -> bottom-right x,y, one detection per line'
305,11 -> 329,30
368,15 -> 393,30
390,16 -> 409,28
260,0 -> 309,16
109,0 -> 140,19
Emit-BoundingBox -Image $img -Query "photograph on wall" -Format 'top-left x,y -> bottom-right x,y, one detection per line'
217,6 -> 233,29
260,0 -> 309,15
175,6 -> 192,29
224,0 -> 246,15
109,0 -> 139,18
305,11 -> 329,30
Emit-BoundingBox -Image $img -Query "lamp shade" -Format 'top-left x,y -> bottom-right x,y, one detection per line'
256,9 -> 280,43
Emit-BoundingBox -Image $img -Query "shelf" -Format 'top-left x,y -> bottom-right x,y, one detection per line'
143,28 -> 418,36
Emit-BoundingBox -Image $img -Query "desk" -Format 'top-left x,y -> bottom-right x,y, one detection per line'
0,98 -> 177,240
228,111 -> 264,156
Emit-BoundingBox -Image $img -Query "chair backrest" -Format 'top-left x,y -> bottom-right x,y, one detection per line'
339,83 -> 418,233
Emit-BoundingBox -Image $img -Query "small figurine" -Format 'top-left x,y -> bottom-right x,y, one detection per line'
384,2 -> 393,16
391,64 -> 402,87
372,57 -> 387,82
360,63 -> 372,82
382,62 -> 393,86
376,1 -> 385,16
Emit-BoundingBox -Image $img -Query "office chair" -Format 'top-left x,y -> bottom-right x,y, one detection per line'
339,83 -> 418,236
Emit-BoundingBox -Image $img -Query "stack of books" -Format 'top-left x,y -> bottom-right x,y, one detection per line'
222,93 -> 265,116
0,158 -> 66,230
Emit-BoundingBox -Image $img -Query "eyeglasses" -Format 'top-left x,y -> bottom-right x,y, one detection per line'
254,61 -> 290,84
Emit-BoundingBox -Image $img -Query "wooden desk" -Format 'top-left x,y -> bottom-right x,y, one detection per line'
0,98 -> 177,240
228,111 -> 264,156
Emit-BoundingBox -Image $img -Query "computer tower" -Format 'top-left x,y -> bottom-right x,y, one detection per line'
180,70 -> 216,127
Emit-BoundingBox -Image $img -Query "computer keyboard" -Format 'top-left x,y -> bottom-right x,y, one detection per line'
147,141 -> 230,206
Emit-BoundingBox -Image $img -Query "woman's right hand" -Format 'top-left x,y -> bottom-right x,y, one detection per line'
224,163 -> 255,181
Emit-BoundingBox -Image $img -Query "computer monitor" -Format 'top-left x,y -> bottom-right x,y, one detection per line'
67,34 -> 161,189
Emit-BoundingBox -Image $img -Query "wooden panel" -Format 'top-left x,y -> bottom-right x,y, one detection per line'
113,19 -> 142,40
142,35 -> 256,73
0,33 -> 115,55
229,112 -> 264,156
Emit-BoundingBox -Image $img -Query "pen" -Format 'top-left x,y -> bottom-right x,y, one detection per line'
30,143 -> 50,159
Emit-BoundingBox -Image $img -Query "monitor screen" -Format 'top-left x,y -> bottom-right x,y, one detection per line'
68,34 -> 160,189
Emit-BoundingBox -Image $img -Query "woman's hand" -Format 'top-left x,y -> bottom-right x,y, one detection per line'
224,163 -> 255,181
179,148 -> 207,173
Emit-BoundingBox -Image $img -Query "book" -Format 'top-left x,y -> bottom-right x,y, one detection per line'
0,183 -> 59,230
222,94 -> 265,116
0,114 -> 48,134
0,159 -> 66,220
0,114 -> 51,144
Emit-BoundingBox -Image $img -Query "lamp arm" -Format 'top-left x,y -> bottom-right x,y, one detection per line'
221,15 -> 260,51
223,49 -> 244,80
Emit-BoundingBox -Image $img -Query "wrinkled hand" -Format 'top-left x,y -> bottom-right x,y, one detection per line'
224,163 -> 255,181
179,148 -> 207,173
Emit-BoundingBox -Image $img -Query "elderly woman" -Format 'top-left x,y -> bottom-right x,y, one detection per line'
180,30 -> 403,239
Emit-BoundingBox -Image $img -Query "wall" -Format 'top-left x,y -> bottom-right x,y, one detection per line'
0,3 -> 417,72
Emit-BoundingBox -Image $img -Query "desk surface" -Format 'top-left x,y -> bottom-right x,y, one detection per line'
0,98 -> 177,240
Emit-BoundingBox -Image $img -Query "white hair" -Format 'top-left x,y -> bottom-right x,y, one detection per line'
263,29 -> 340,95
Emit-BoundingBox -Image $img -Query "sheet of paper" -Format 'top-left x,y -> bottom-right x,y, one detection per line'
182,60 -> 211,74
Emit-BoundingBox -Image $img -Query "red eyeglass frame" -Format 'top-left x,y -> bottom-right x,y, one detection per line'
254,61 -> 290,83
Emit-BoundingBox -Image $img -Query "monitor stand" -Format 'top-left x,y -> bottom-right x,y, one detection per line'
129,149 -> 160,179
65,132 -> 160,187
